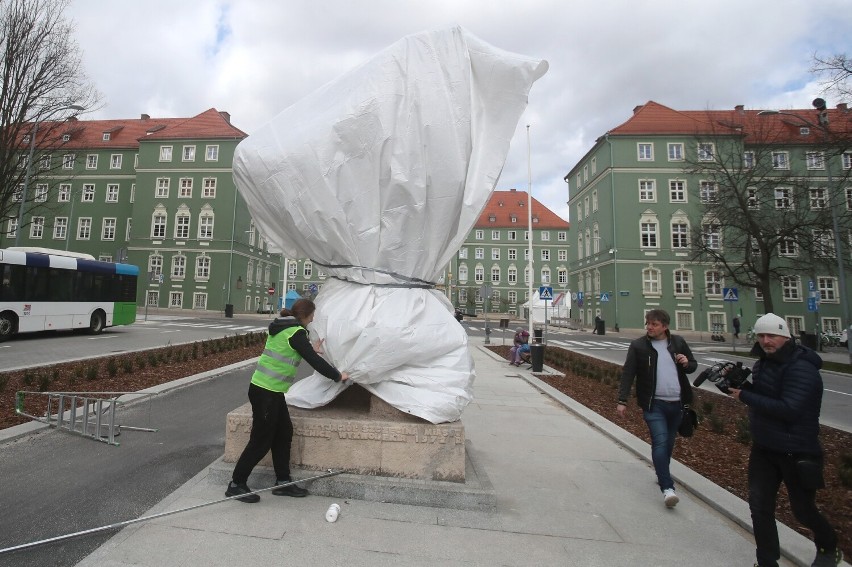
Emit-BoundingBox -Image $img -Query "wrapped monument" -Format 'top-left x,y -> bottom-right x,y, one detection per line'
233,26 -> 547,423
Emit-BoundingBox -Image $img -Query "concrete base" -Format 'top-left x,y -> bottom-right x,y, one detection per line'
209,439 -> 495,512
224,384 -> 466,482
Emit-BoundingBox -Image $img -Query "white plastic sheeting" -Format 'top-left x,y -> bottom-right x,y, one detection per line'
232,26 -> 547,423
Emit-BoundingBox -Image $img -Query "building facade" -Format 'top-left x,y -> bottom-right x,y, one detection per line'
2,109 -> 282,315
438,188 -> 570,317
566,100 -> 852,336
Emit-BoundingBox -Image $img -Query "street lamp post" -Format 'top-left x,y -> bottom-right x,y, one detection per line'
15,105 -> 85,247
759,101 -> 852,363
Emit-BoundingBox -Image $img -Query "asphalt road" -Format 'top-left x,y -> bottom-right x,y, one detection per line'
1,314 -> 271,372
0,364 -> 258,567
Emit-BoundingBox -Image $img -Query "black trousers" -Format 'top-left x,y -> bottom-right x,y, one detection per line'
232,383 -> 293,485
748,446 -> 836,567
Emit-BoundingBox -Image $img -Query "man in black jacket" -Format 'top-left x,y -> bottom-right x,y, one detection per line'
617,309 -> 697,508
729,313 -> 841,567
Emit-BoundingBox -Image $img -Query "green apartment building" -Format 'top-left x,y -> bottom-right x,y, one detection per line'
442,188 -> 570,317
566,100 -> 852,337
2,109 -> 282,315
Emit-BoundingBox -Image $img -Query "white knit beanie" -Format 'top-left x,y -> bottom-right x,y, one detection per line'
753,313 -> 791,338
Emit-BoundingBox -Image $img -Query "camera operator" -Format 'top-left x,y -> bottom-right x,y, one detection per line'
728,313 -> 841,567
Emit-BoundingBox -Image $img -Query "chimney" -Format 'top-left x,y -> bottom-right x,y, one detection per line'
633,105 -> 644,114
837,103 -> 848,111
140,113 -> 150,120
735,105 -> 744,113
219,111 -> 231,124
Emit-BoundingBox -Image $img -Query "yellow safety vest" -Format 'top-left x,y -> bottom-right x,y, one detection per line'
250,326 -> 302,393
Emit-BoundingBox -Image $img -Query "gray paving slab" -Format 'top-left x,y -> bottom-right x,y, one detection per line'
71,344 -> 847,567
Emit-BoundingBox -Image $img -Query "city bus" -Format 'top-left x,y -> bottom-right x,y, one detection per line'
0,247 -> 139,341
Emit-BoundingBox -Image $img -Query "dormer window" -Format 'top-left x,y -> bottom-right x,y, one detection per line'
102,133 -> 111,141
23,134 -> 31,144
488,214 -> 496,222
800,127 -> 810,135
62,134 -> 70,142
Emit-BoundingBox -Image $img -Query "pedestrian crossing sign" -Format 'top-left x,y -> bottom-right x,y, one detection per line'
539,286 -> 553,300
600,292 -> 610,302
723,287 -> 738,301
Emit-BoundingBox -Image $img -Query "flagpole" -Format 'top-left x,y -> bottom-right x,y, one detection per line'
527,125 -> 534,339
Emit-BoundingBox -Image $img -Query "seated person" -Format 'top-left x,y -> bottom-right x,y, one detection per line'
508,329 -> 530,366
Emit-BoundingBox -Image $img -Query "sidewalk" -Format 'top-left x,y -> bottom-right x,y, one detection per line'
74,344 -> 844,567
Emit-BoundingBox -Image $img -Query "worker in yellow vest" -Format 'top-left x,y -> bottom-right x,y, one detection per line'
227,298 -> 349,502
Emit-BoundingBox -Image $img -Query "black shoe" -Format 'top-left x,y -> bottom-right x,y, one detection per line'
272,479 -> 309,497
226,481 -> 260,503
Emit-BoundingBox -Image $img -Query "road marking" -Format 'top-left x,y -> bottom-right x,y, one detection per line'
88,335 -> 118,340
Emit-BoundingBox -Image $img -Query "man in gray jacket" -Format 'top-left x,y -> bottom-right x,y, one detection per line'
617,309 -> 697,508
729,313 -> 841,567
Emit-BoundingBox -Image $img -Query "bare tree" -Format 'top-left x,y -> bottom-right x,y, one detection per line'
684,114 -> 851,313
0,0 -> 101,234
812,53 -> 851,103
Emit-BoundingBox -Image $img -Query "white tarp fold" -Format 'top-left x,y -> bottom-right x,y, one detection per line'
233,25 -> 547,423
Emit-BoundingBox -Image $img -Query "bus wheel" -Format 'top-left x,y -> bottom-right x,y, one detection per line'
89,311 -> 105,334
0,313 -> 15,341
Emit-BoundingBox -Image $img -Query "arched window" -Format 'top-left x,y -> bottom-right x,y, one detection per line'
174,206 -> 190,240
171,254 -> 186,279
151,206 -> 167,239
198,205 -> 214,239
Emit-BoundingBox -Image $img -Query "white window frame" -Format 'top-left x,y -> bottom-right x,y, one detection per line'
110,154 -> 122,169
205,145 -> 219,161
156,178 -> 170,198
106,184 -> 119,202
203,177 -> 216,198
101,217 -> 116,241
639,179 -> 656,202
698,143 -> 715,161
29,216 -> 45,238
183,145 -> 196,161
174,212 -> 190,240
637,143 -> 654,161
53,217 -> 68,240
77,217 -> 92,240
667,143 -> 683,161
179,177 -> 192,198
159,146 -> 173,162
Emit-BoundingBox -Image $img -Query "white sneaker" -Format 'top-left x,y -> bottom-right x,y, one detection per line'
663,488 -> 679,508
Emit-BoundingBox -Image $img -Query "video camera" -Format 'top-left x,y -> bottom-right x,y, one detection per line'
693,361 -> 752,394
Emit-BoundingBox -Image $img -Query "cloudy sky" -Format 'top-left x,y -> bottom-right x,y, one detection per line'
67,0 -> 851,222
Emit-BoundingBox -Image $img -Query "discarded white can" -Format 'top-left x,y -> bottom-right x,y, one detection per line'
325,503 -> 341,523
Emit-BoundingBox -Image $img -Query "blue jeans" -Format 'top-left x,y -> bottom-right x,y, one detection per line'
642,400 -> 683,491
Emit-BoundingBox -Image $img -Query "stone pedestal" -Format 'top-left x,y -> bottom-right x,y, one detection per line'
224,384 -> 466,482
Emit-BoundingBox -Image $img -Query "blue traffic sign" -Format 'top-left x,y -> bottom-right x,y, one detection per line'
539,286 -> 553,300
723,287 -> 738,301
600,292 -> 610,302
808,297 -> 819,312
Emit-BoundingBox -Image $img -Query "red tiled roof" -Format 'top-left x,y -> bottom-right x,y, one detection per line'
475,189 -> 569,230
608,100 -> 852,143
30,108 -> 247,150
